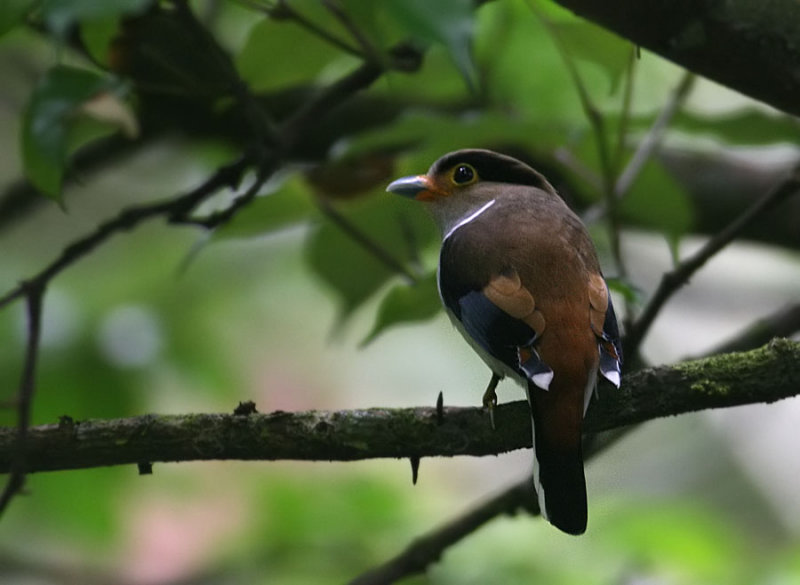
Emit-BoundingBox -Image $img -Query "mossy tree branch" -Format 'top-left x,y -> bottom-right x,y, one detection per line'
1,339 -> 798,475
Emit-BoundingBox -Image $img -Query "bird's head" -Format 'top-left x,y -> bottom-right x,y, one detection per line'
386,149 -> 557,234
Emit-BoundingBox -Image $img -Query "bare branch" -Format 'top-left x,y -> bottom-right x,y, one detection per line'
0,156 -> 252,311
278,61 -> 384,150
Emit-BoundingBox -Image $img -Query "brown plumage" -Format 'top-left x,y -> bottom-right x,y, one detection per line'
387,149 -> 622,534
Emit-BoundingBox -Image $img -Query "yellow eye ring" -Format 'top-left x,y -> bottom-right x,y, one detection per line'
450,163 -> 478,186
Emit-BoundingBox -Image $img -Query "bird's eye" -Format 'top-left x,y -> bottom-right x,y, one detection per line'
451,164 -> 476,185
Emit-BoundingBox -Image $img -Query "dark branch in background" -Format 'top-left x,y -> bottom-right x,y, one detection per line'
322,0 -> 382,64
171,162 -> 274,230
277,61 -> 382,150
350,480 -> 539,585
0,283 -> 44,517
624,164 -> 800,358
1,339 -> 798,474
265,0 -> 364,57
172,0 -> 279,149
0,1 -> 420,516
707,303 -> 800,355
553,0 -> 800,119
0,135 -> 143,233
0,156 -> 252,311
349,326 -> 800,585
349,425 -> 633,585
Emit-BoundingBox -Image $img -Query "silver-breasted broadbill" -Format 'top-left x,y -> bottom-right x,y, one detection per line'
386,149 -> 622,535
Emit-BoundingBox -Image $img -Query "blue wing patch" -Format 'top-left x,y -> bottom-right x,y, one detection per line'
449,290 -> 552,387
438,234 -> 552,387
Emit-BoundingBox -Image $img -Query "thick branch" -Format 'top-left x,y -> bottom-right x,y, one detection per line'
1,339 -> 798,474
553,0 -> 800,118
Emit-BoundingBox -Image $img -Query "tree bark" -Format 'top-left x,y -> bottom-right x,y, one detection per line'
2,339 -> 798,474
554,0 -> 800,118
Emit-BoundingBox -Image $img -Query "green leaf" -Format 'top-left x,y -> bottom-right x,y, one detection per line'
214,175 -> 316,240
21,65 -> 119,200
305,194 -> 436,321
605,503 -> 746,583
41,0 -> 152,37
620,159 -> 694,238
80,17 -> 122,65
237,17 -> 354,92
386,0 -> 476,88
362,272 -> 440,345
472,0 -> 586,124
0,0 -> 35,38
551,20 -> 632,93
306,222 -> 391,320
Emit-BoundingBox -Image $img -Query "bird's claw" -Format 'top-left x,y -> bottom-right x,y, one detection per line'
482,373 -> 500,430
483,391 -> 497,430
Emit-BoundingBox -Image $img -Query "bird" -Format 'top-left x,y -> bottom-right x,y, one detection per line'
386,149 -> 622,535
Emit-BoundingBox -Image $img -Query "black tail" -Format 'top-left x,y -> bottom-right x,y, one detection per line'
528,382 -> 588,535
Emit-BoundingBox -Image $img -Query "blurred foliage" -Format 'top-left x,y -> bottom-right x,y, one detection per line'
2,0 -> 800,583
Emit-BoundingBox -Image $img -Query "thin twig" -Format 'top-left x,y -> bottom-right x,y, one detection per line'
528,0 -> 625,277
322,0 -> 381,64
614,71 -> 695,198
624,165 -> 800,357
265,0 -> 365,58
611,48 -> 638,176
171,160 -> 275,229
554,146 -> 603,192
278,60 -> 384,150
0,283 -> 44,516
0,156 -> 252,311
316,198 -> 419,283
